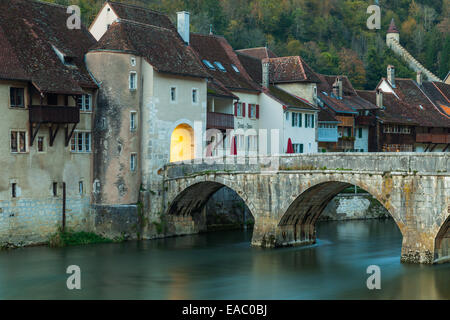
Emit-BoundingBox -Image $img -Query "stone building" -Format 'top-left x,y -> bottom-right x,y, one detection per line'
0,0 -> 98,245
86,7 -> 210,235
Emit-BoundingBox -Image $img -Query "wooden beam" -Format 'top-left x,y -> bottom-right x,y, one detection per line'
30,122 -> 41,146
442,144 -> 449,152
429,144 -> 437,152
65,123 -> 77,147
49,124 -> 60,146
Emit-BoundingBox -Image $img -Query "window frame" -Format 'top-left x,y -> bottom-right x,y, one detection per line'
130,153 -> 137,172
37,136 -> 45,153
192,88 -> 199,104
10,87 -> 25,108
130,111 -> 137,131
76,94 -> 92,112
129,71 -> 137,91
70,131 -> 92,153
170,86 -> 177,103
10,129 -> 27,154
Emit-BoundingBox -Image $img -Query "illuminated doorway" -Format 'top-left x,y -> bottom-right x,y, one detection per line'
170,124 -> 194,162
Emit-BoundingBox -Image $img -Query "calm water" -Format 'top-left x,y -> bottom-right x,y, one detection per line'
0,219 -> 448,299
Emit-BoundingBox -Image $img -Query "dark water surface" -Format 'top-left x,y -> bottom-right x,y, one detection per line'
0,219 -> 448,299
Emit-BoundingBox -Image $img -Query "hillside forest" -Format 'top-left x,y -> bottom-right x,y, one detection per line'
45,0 -> 450,90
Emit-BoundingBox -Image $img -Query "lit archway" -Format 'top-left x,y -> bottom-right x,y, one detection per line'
170,124 -> 194,162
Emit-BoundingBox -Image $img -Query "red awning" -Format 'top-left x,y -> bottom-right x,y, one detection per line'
286,138 -> 294,154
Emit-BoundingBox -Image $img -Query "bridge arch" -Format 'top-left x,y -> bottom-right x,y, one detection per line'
165,178 -> 257,236
434,206 -> 450,262
275,176 -> 403,247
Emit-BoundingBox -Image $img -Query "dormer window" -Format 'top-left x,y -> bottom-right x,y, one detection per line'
214,61 -> 226,72
231,64 -> 239,73
202,60 -> 215,70
51,45 -> 76,67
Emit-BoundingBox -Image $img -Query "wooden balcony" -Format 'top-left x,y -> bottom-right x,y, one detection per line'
337,138 -> 354,150
29,105 -> 80,124
207,112 -> 234,130
416,133 -> 450,144
336,116 -> 354,127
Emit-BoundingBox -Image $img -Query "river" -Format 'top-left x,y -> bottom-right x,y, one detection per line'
0,219 -> 448,299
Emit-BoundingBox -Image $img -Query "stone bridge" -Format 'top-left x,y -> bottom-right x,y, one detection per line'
162,153 -> 450,264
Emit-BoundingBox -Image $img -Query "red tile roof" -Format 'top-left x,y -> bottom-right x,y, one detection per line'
318,108 -> 339,122
207,79 -> 238,99
236,47 -> 277,60
190,33 -> 260,93
236,51 -> 262,85
385,78 -> 450,127
265,56 -> 321,84
0,0 -> 97,94
387,18 -> 399,34
90,20 -> 209,79
316,74 -> 357,96
420,81 -> 450,116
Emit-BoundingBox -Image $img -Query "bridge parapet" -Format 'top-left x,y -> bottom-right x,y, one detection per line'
164,153 -> 450,179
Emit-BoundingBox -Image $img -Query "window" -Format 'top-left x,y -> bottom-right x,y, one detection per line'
236,103 -> 243,117
192,89 -> 198,104
231,64 -> 240,73
70,131 -> 91,153
11,130 -> 26,153
130,153 -> 137,172
293,143 -> 304,154
346,127 -> 352,137
202,59 -> 215,70
292,113 -> 302,127
106,24 -> 111,30
53,182 -> 58,197
249,104 -> 257,119
214,61 -> 226,72
311,114 -> 314,128
47,94 -> 58,105
248,135 -> 258,151
76,94 -> 92,111
11,183 -> 17,198
130,111 -> 137,131
170,87 -> 176,102
10,88 -> 24,108
79,181 -> 84,195
129,72 -> 137,90
37,136 -> 44,152
130,57 -> 136,66
285,112 -> 289,121
358,127 -> 363,139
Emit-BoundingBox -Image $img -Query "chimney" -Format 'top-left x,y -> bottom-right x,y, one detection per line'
376,89 -> 383,108
262,59 -> 270,88
416,71 -> 423,86
333,77 -> 343,99
387,65 -> 395,88
177,11 -> 190,45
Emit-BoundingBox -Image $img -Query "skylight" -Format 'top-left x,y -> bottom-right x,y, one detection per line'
231,64 -> 240,73
214,61 -> 226,72
202,60 -> 215,70
419,105 -> 424,110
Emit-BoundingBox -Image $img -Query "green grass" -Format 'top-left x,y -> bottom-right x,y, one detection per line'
48,229 -> 121,248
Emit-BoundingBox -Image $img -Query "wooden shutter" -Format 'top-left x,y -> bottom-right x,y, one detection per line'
256,105 -> 260,119
248,104 -> 251,118
234,102 -> 237,116
242,103 -> 246,117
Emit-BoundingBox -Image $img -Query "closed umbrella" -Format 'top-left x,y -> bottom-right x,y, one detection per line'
231,136 -> 237,155
286,138 -> 294,154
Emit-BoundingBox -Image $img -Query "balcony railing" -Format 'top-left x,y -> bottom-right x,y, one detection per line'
29,105 -> 80,124
337,138 -> 354,150
207,112 -> 234,130
416,133 -> 450,144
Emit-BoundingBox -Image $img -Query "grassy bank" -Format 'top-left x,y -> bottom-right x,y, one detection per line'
48,229 -> 123,248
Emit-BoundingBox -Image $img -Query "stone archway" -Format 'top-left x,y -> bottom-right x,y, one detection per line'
165,180 -> 257,237
434,211 -> 450,262
274,179 -> 402,248
170,124 -> 194,163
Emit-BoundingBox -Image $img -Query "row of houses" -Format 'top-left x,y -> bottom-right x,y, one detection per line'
0,0 -> 449,244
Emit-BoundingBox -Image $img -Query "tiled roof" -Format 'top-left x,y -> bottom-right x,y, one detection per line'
265,56 -> 321,84
236,47 -> 277,60
316,73 -> 357,96
90,20 -> 209,79
420,81 -> 450,116
190,33 -> 260,92
236,51 -> 262,85
265,85 -> 317,111
105,1 -> 175,31
357,90 -> 420,126
387,79 -> 450,127
207,79 -> 238,99
318,107 -> 339,122
0,0 -> 97,94
318,93 -> 358,114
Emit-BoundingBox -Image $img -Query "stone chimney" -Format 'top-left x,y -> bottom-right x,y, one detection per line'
416,71 -> 423,86
177,11 -> 190,45
387,65 -> 395,88
333,77 -> 343,99
262,59 -> 270,88
376,89 -> 383,108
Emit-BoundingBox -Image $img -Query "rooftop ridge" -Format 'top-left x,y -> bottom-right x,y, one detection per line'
108,1 -> 170,17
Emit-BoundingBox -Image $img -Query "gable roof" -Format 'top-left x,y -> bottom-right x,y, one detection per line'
190,33 -> 260,93
318,107 -> 339,122
264,85 -> 318,111
265,56 -> 321,84
236,51 -> 262,85
387,18 -> 399,34
357,90 -> 418,126
420,81 -> 450,116
90,20 -> 209,79
207,78 -> 238,100
103,1 -> 175,31
236,47 -> 277,60
316,73 -> 357,96
0,0 -> 97,94
379,78 -> 450,127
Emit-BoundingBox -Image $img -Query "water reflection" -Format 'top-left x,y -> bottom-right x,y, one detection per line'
0,220 -> 448,299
